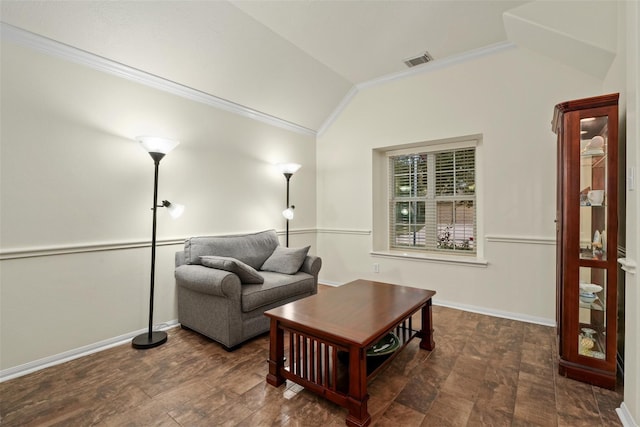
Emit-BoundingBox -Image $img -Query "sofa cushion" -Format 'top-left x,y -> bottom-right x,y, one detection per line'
200,256 -> 264,284
184,230 -> 279,270
260,245 -> 310,274
241,271 -> 315,312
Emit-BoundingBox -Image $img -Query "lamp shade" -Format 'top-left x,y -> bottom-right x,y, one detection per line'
162,200 -> 185,219
136,136 -> 180,154
282,207 -> 295,220
276,163 -> 301,175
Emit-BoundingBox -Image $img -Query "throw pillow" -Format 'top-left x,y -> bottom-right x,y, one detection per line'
260,245 -> 310,275
199,256 -> 264,284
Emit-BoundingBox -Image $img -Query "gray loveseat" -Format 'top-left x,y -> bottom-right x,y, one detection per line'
175,230 -> 321,350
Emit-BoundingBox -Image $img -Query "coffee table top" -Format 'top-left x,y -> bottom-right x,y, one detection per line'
264,279 -> 435,347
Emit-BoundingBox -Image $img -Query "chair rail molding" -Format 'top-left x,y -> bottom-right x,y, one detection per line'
485,234 -> 556,245
316,228 -> 371,235
0,229 -> 321,260
0,238 -> 187,260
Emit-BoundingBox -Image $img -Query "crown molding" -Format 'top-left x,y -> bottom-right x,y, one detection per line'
0,22 -> 316,137
358,41 -> 516,91
316,85 -> 359,137
318,41 -> 516,136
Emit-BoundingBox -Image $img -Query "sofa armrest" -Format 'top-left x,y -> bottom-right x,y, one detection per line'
300,255 -> 322,278
175,251 -> 186,267
175,265 -> 242,299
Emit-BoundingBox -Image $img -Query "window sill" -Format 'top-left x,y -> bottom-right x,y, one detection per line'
370,250 -> 488,267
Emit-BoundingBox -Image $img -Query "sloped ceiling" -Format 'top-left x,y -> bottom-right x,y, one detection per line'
230,0 -> 527,84
0,0 -> 618,134
504,0 -> 617,79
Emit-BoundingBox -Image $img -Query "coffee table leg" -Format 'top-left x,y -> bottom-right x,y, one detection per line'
266,318 -> 285,387
419,298 -> 435,351
345,346 -> 371,427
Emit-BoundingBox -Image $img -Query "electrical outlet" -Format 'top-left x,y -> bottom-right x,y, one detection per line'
373,263 -> 379,273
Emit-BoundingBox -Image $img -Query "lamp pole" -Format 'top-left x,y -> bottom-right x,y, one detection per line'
132,135 -> 181,349
284,172 -> 292,247
132,151 -> 168,349
276,163 -> 300,248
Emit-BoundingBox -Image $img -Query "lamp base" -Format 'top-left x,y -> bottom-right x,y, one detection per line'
132,331 -> 167,349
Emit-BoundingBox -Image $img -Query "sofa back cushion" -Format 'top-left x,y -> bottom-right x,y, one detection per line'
184,230 -> 279,270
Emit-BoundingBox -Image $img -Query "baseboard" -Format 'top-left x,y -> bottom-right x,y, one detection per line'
318,280 -> 342,287
432,298 -> 556,327
617,402 -> 639,427
0,321 -> 179,382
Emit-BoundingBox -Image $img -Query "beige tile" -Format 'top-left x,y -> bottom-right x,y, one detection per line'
467,404 -> 514,426
513,380 -> 558,426
423,391 -> 474,426
376,402 -> 426,427
395,376 -> 440,414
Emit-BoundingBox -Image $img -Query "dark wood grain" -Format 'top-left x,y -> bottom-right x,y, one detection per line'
266,280 -> 435,347
266,280 -> 436,427
553,93 -> 620,389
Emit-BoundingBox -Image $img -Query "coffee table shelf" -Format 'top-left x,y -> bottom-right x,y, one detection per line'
283,314 -> 420,396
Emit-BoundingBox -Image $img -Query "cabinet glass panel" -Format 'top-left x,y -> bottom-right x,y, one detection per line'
578,266 -> 607,360
579,116 -> 608,261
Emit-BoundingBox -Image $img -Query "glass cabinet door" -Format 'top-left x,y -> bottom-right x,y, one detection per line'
577,114 -> 609,361
578,266 -> 606,360
579,115 -> 609,261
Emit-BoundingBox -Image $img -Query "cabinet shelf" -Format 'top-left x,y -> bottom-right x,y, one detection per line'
579,299 -> 604,311
579,254 -> 606,262
581,152 -> 605,157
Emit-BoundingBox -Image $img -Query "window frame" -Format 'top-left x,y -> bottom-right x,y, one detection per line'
371,135 -> 485,265
388,145 -> 476,254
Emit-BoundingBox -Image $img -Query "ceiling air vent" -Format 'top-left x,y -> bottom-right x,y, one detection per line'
404,51 -> 434,68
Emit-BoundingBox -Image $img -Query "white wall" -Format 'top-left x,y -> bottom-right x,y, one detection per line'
603,1 -> 640,422
318,9 -> 639,423
607,0 -> 640,423
0,41 -> 317,372
317,45 -> 604,323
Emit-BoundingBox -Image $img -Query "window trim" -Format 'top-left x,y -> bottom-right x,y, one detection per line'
372,134 -> 485,263
370,249 -> 488,267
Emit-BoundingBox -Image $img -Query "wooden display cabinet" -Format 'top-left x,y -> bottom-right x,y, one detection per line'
552,93 -> 619,389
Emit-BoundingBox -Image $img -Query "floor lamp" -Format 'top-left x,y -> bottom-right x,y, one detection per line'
276,163 -> 301,247
132,136 -> 184,349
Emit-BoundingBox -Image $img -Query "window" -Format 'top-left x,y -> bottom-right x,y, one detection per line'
389,147 -> 476,254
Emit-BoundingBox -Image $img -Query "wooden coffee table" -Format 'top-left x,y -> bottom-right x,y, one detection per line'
265,279 -> 436,427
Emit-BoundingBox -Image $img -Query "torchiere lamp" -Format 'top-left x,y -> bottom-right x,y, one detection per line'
132,136 -> 184,349
276,163 -> 301,247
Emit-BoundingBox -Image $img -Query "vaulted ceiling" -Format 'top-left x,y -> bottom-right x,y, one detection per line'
0,1 -> 618,134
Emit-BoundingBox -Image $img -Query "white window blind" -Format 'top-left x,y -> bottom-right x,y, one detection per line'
389,147 -> 476,254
